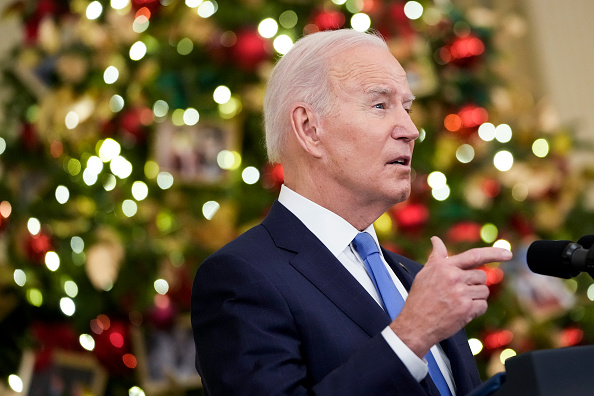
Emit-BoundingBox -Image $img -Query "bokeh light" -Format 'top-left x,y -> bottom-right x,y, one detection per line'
27,218 -> 41,235
499,348 -> 516,364
213,86 -> 231,104
480,223 -> 498,243
109,95 -> 125,112
495,124 -> 512,143
177,38 -> 193,55
153,100 -> 169,117
60,297 -> 76,316
273,35 -> 293,54
71,236 -> 85,253
99,138 -> 121,162
55,185 -> 70,204
456,144 -> 475,163
154,279 -> 169,295
279,10 -> 298,28
202,200 -> 220,220
64,280 -> 79,298
130,41 -> 147,61
157,172 -> 174,189
132,181 -> 149,201
45,251 -> 60,271
258,18 -> 278,38
80,334 -> 95,351
14,269 -> 26,287
122,200 -> 138,217
104,66 -> 119,84
427,171 -> 447,189
493,150 -> 514,171
404,1 -> 424,20
351,13 -> 371,32
8,375 -> 23,393
532,138 -> 549,158
86,1 -> 103,20
468,338 -> 483,355
183,108 -> 200,125
197,1 -> 216,18
478,122 -> 496,141
242,166 -> 260,184
432,185 -> 450,201
111,0 -> 130,10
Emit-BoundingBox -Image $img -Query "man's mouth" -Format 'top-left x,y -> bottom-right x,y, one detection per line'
388,156 -> 410,166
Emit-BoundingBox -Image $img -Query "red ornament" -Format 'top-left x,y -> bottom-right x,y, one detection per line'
120,108 -> 150,143
481,179 -> 501,198
388,3 -> 416,38
230,29 -> 270,70
32,321 -> 81,371
22,0 -> 70,45
146,295 -> 177,330
131,0 -> 161,14
391,202 -> 429,232
483,329 -> 513,350
24,231 -> 53,264
313,11 -> 346,30
447,221 -> 481,243
93,318 -> 133,376
440,35 -> 486,68
458,104 -> 488,129
262,163 -> 284,190
479,265 -> 504,287
560,327 -> 584,347
20,123 -> 41,152
509,213 -> 534,237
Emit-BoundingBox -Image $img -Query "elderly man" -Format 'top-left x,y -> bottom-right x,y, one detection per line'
191,29 -> 512,395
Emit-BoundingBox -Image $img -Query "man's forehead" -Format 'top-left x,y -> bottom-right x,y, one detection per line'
329,47 -> 407,84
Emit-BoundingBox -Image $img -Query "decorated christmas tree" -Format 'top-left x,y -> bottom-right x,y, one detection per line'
1,0 -> 593,394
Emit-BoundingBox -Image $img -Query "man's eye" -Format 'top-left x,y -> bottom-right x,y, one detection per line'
405,108 -> 413,114
373,103 -> 385,109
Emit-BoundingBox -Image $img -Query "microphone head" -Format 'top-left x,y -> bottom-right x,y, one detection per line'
527,240 -> 579,279
577,235 -> 594,249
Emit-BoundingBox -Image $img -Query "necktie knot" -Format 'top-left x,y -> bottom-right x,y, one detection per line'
352,232 -> 379,259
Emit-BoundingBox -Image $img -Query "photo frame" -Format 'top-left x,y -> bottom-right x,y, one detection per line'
131,314 -> 202,395
21,350 -> 107,396
153,118 -> 239,185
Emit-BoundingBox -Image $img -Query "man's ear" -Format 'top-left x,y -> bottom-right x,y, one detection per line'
289,103 -> 323,159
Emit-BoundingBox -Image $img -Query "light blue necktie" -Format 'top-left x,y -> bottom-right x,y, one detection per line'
353,232 -> 453,396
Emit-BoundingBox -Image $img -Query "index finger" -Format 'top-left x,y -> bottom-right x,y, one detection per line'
447,247 -> 513,270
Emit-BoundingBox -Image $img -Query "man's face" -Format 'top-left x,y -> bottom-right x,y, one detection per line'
317,45 -> 418,211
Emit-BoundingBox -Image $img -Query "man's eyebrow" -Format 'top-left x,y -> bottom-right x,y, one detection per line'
404,94 -> 416,103
365,87 -> 392,97
364,87 -> 415,102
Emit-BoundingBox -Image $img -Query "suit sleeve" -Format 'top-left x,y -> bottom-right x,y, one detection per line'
191,253 -> 434,396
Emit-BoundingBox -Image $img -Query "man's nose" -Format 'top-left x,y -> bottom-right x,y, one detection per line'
392,115 -> 420,142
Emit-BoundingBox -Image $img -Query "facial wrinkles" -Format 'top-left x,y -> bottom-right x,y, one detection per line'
330,61 -> 410,106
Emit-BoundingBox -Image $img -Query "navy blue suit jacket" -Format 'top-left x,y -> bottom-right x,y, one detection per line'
191,201 -> 482,395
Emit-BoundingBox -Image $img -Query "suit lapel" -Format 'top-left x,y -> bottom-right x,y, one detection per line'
262,201 -> 390,337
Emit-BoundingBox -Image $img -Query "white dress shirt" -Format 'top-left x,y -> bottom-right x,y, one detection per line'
278,184 -> 456,394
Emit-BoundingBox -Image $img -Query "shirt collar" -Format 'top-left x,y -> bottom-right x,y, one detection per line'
278,184 -> 380,258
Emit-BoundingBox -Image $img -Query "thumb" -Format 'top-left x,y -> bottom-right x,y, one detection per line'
428,236 -> 449,262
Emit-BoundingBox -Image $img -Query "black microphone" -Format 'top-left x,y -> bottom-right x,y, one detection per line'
527,240 -> 580,278
526,238 -> 594,278
577,235 -> 594,249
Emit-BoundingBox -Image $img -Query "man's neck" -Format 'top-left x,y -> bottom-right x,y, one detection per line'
283,180 -> 390,232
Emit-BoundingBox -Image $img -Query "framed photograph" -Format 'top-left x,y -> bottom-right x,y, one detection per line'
153,118 -> 239,185
21,350 -> 107,396
131,314 -> 202,395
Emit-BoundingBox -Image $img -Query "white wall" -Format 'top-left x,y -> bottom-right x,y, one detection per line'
522,0 -> 594,168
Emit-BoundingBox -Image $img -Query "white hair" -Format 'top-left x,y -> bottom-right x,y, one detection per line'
263,29 -> 388,164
